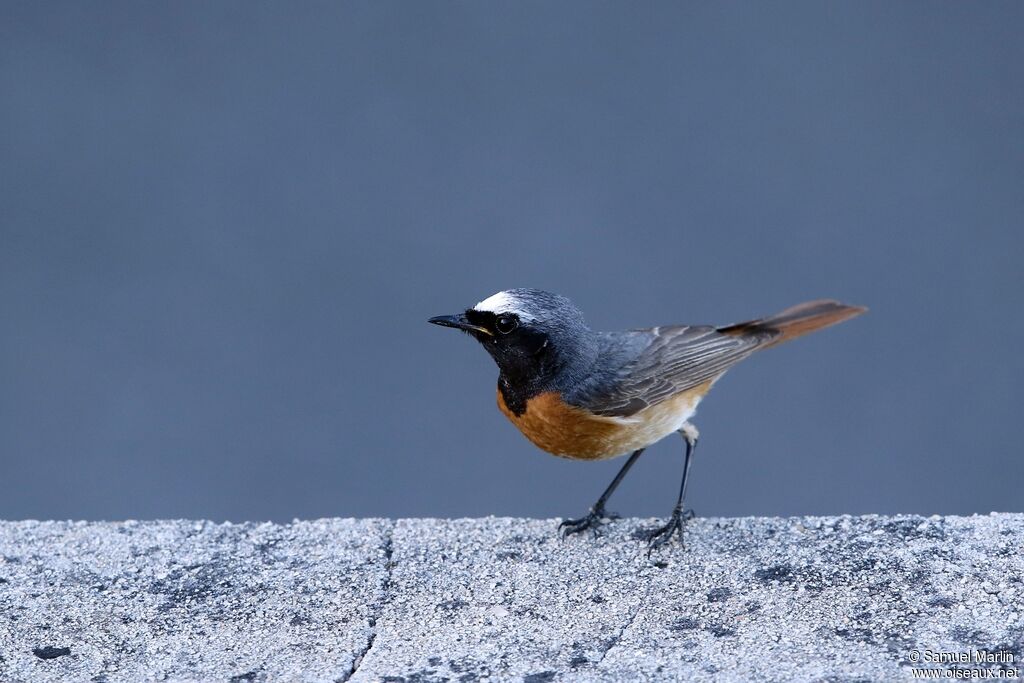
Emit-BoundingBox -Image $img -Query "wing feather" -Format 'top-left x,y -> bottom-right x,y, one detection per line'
575,325 -> 771,417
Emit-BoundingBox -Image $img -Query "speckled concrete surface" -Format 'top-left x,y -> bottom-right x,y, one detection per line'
0,515 -> 1021,682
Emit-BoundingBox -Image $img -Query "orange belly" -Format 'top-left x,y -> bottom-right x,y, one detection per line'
497,383 -> 712,461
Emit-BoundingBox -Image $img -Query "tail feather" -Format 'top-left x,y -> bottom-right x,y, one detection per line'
718,299 -> 866,348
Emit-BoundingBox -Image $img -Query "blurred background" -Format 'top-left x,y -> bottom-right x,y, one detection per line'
2,2 -> 1021,523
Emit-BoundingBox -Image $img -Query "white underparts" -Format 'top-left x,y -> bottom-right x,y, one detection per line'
680,421 -> 700,444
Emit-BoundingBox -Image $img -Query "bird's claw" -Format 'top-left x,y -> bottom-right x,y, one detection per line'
558,507 -> 618,538
643,508 -> 695,554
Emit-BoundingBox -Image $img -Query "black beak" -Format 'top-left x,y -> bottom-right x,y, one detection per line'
428,313 -> 493,336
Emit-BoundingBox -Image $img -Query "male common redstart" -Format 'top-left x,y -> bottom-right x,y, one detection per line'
429,289 -> 865,549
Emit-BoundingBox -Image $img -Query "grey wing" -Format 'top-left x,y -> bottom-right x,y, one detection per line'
575,326 -> 767,418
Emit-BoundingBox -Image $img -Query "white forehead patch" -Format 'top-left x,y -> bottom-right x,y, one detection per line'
474,290 -> 531,319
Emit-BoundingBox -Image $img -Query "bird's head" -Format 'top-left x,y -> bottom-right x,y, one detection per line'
429,288 -> 595,390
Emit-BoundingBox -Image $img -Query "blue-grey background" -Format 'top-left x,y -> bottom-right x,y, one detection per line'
2,2 -> 1021,523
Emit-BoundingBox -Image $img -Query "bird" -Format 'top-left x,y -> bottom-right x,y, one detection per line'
429,289 -> 866,549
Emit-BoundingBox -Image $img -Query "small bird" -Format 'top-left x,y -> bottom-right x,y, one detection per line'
429,289 -> 865,549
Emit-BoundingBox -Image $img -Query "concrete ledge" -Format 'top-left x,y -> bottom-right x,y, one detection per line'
0,514 -> 1021,682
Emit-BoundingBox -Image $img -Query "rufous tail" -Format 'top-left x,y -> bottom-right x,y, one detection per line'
717,300 -> 866,348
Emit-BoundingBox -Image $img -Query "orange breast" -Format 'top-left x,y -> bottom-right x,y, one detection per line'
497,383 -> 712,461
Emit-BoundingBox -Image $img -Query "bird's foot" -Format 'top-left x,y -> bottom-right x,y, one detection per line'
643,507 -> 695,553
558,506 -> 619,538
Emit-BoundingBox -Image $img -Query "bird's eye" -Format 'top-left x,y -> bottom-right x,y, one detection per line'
494,316 -> 518,335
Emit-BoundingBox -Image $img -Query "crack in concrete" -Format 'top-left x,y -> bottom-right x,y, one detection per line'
339,521 -> 395,682
594,556 -> 652,668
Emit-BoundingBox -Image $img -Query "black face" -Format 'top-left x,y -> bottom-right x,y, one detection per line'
429,308 -> 555,414
463,309 -> 548,358
462,309 -> 555,413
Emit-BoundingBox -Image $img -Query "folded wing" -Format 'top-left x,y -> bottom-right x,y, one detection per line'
571,299 -> 865,418
574,325 -> 770,417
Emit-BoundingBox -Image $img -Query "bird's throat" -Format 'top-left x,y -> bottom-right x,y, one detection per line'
497,374 -> 539,417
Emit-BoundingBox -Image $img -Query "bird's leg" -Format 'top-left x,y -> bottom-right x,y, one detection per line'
559,448 -> 644,537
645,423 -> 699,551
